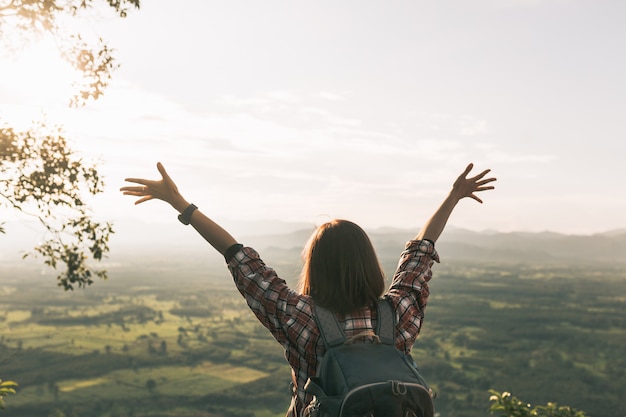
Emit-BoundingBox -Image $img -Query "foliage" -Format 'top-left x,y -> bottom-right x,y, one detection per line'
0,0 -> 141,290
1,120 -> 113,290
0,0 -> 144,300
1,1 -> 139,411
489,390 -> 588,417
0,0 -> 140,107
3,265 -> 622,417
145,378 -> 156,393
0,379 -> 18,410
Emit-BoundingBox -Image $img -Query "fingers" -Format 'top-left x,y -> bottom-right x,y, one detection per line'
476,180 -> 497,189
120,185 -> 149,193
471,168 -> 492,181
123,178 -> 148,186
456,163 -> 496,204
470,194 -> 484,204
134,196 -> 153,205
120,186 -> 153,205
465,164 -> 496,189
463,163 -> 495,180
121,163 -> 166,205
461,163 -> 474,178
156,162 -> 171,181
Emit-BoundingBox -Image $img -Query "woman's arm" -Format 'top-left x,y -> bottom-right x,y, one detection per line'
416,163 -> 496,243
120,162 -> 237,255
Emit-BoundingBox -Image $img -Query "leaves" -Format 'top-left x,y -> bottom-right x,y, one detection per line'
0,120 -> 114,290
488,390 -> 589,417
0,1 -> 141,30
0,121 -> 103,210
0,0 -> 140,106
0,1 -> 139,408
62,35 -> 120,107
0,379 -> 18,410
69,0 -> 141,18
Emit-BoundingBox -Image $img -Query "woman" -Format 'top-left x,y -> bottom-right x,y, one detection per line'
120,162 -> 496,415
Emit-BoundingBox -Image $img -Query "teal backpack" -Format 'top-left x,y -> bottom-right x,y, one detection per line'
302,298 -> 435,417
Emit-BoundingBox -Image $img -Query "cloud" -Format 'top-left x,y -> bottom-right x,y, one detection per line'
494,0 -> 572,7
406,111 -> 492,138
474,142 -> 556,164
299,107 -> 332,117
212,91 -> 304,116
312,91 -> 348,101
214,94 -> 274,108
215,90 -> 301,107
267,90 -> 299,102
299,107 -> 362,128
460,117 -> 489,136
35,84 -> 561,234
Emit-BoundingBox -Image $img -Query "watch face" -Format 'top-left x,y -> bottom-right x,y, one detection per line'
179,204 -> 197,224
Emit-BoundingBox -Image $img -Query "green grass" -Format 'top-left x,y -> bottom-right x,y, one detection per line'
3,262 -> 626,417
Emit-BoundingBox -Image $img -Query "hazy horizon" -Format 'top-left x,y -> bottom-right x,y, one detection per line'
2,215 -> 625,268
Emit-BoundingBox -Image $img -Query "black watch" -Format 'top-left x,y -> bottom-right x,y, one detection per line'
178,204 -> 198,225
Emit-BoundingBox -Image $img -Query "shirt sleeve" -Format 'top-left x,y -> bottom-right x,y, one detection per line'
227,246 -> 314,348
385,239 -> 440,353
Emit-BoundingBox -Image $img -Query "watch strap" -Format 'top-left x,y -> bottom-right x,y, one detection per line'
178,203 -> 198,225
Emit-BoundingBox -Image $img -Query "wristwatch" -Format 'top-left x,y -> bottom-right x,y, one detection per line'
178,203 -> 198,225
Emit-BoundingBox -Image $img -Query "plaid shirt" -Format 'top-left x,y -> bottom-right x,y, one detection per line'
227,239 -> 439,410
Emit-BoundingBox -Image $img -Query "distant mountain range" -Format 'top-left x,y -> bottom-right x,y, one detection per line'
2,219 -> 625,270
385,227 -> 626,265
234,224 -> 626,266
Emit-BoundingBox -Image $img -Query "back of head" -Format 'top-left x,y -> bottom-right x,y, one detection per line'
299,219 -> 385,315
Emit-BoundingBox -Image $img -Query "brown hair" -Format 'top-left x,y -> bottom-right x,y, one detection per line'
299,219 -> 385,315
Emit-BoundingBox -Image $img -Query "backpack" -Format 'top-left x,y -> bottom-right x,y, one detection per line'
302,298 -> 435,417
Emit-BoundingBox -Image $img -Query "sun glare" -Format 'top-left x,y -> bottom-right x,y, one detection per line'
0,35 -> 80,110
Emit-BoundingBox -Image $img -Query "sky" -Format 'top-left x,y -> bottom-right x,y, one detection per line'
1,0 -> 625,245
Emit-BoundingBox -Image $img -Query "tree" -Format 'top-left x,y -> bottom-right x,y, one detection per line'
1,121 -> 114,290
0,0 -> 140,108
489,390 -> 589,417
0,379 -> 18,410
145,378 -> 156,394
1,3 -> 139,407
0,0 -> 140,290
47,381 -> 60,400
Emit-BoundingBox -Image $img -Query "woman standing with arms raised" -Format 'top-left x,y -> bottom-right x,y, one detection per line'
121,162 -> 496,415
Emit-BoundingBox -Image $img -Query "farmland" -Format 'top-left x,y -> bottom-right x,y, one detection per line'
2,229 -> 626,416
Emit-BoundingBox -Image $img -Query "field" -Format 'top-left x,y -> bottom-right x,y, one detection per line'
1,245 -> 626,417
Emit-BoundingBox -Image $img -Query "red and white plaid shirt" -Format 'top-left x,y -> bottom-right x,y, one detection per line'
227,239 -> 439,410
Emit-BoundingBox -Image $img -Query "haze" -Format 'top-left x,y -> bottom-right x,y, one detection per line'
1,0 -> 625,254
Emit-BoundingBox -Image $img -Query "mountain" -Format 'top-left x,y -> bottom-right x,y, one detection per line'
438,228 -> 626,264
234,223 -> 626,266
255,224 -> 626,265
2,219 -> 626,273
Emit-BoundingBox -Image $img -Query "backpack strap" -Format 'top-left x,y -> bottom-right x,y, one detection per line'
314,299 -> 397,348
313,304 -> 347,348
376,298 -> 396,346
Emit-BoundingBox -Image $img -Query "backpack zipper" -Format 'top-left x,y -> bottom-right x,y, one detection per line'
338,381 -> 431,415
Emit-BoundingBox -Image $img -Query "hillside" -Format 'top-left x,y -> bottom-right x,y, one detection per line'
236,224 -> 626,266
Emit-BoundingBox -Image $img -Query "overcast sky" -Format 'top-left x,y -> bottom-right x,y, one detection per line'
1,0 -> 625,243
